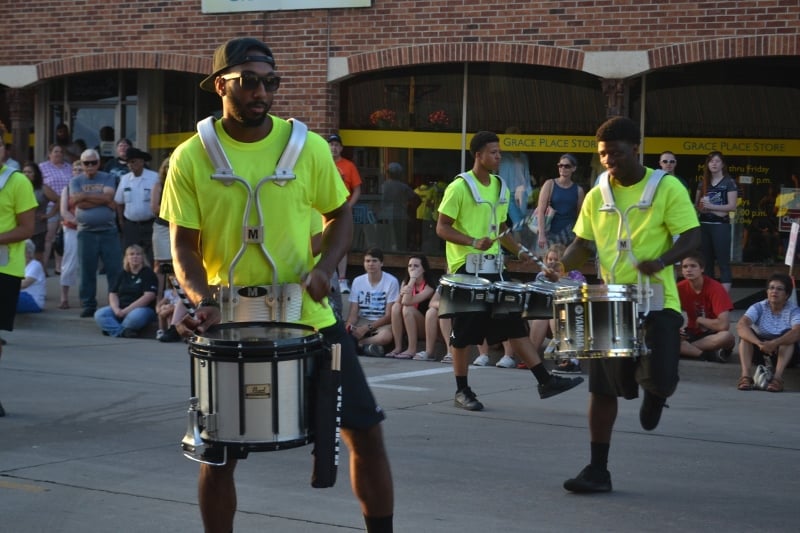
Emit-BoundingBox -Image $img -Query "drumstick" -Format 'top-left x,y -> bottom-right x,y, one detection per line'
494,210 -> 537,241
167,274 -> 197,319
332,343 -> 341,469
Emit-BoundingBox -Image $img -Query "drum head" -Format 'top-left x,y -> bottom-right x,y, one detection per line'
493,280 -> 526,292
190,322 -> 322,359
440,273 -> 492,288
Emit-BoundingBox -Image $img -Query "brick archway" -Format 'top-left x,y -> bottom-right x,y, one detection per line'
36,51 -> 210,80
649,34 -> 799,70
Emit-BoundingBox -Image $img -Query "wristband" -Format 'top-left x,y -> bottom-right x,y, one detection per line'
471,238 -> 478,248
517,246 -> 529,259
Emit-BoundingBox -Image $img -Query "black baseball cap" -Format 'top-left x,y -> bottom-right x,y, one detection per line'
327,134 -> 343,144
200,37 -> 276,92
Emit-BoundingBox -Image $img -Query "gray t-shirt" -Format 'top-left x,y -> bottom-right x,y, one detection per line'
70,171 -> 117,231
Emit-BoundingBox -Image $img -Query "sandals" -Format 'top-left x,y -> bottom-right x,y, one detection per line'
737,376 -> 754,391
58,302 -> 70,309
766,376 -> 784,393
394,352 -> 415,359
385,350 -> 401,358
413,351 -> 435,361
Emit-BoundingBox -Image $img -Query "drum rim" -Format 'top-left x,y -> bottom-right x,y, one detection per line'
440,273 -> 492,287
191,321 -> 322,347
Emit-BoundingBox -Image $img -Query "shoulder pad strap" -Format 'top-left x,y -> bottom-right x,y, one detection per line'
638,169 -> 667,208
597,171 -> 615,211
196,117 -> 236,182
458,172 -> 483,204
274,118 -> 307,180
0,166 -> 15,190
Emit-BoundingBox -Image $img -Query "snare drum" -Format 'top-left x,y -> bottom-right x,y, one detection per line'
188,322 -> 324,453
523,278 -> 583,319
437,273 -> 492,318
490,280 -> 529,317
552,284 -> 641,358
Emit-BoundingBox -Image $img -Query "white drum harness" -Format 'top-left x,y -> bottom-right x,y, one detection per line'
458,171 -> 510,276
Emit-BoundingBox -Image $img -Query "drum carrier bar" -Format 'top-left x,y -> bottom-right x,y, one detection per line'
197,117 -> 308,322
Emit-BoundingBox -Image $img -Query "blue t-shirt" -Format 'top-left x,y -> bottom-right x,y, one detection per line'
70,171 -> 117,231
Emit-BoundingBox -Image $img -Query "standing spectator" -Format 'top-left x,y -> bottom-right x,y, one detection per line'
554,117 -> 700,493
658,151 -> 691,196
388,254 -> 435,358
498,126 -> 532,243
57,160 -> 82,309
114,147 -> 158,265
17,240 -> 46,313
677,254 -> 736,362
380,162 -> 416,251
536,153 -> 585,250
54,123 -> 80,163
21,161 -> 59,265
0,135 -> 37,415
735,273 -> 800,393
69,149 -> 122,318
436,131 -> 583,411
103,138 -> 132,185
39,144 -> 73,276
328,133 -> 362,293
150,157 -> 172,298
696,151 -> 737,293
93,244 -> 157,338
345,248 -> 399,356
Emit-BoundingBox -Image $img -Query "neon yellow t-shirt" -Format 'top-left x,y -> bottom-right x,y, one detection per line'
573,169 -> 699,312
438,172 -> 507,274
0,167 -> 38,278
161,116 -> 348,329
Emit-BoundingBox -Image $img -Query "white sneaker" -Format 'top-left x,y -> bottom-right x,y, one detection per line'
155,329 -> 164,340
413,350 -> 435,361
472,354 -> 490,366
339,279 -> 350,294
441,353 -> 453,364
495,355 -> 516,368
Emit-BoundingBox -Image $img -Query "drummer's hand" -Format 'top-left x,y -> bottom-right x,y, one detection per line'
472,236 -> 491,251
637,259 -> 664,276
176,306 -> 221,337
302,267 -> 331,302
541,265 -> 560,282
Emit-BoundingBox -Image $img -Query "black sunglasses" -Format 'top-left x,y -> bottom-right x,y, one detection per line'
220,72 -> 281,92
81,160 -> 99,166
661,159 -> 676,164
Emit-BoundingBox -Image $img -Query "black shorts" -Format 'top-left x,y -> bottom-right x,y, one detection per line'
588,309 -> 682,399
204,320 -> 385,461
0,273 -> 22,331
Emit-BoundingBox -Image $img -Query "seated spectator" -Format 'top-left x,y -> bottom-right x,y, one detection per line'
345,248 -> 399,356
17,240 -> 46,314
388,254 -> 435,358
530,243 -> 586,374
736,273 -> 800,392
414,290 -> 451,362
155,287 -> 182,342
677,254 -> 736,362
94,245 -> 158,338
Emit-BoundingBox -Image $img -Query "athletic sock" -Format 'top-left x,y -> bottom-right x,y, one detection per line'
364,514 -> 393,533
455,375 -> 469,391
590,441 -> 610,471
530,363 -> 550,384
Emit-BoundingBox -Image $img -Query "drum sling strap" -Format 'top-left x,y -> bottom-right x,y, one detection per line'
596,169 -> 668,314
0,166 -> 19,266
458,171 -> 509,276
197,116 -> 308,322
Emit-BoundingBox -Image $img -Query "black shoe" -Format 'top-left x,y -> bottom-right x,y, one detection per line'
454,387 -> 484,411
363,344 -> 385,357
640,390 -> 668,431
80,308 -> 96,318
713,347 -> 732,363
564,464 -> 612,493
158,325 -> 182,343
120,328 -> 139,338
539,374 -> 584,399
0,400 -> 5,417
0,336 -> 6,345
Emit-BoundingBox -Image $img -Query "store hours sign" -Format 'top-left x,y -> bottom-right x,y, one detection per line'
202,0 -> 371,12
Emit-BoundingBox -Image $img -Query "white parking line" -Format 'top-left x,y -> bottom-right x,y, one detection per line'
367,366 -> 454,383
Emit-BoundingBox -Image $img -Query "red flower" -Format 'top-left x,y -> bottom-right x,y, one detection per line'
369,108 -> 397,126
428,110 -> 450,126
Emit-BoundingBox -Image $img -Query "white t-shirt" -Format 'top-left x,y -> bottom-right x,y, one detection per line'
22,259 -> 47,309
348,271 -> 400,321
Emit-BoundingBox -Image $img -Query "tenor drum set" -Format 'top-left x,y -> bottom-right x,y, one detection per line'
437,273 -> 648,360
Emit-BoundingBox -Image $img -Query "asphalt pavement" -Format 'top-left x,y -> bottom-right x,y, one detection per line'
1,277 -> 798,532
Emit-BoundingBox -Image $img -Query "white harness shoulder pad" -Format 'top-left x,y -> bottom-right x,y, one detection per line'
0,166 -> 16,191
196,116 -> 308,186
597,169 -> 667,211
458,172 -> 509,205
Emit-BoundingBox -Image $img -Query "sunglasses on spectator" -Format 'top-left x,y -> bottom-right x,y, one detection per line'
661,159 -> 676,164
81,160 -> 99,166
557,164 -> 574,168
220,72 -> 281,92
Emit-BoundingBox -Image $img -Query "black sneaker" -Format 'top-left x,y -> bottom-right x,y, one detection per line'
454,387 -> 484,411
640,390 -> 668,431
539,374 -> 584,399
563,464 -> 612,493
552,360 -> 583,375
0,399 -> 5,417
713,347 -> 732,363
158,325 -> 182,343
363,344 -> 385,357
120,328 -> 139,338
80,308 -> 96,318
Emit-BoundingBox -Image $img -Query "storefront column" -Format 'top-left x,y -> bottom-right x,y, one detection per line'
6,87 -> 35,162
601,78 -> 626,118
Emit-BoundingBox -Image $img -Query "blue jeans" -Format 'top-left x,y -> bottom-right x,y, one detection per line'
94,306 -> 156,337
77,228 -> 122,310
700,222 -> 732,283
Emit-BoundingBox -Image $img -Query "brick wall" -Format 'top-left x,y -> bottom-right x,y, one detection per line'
2,0 -> 799,131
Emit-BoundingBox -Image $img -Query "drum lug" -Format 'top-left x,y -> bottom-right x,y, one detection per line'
182,397 -> 226,466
